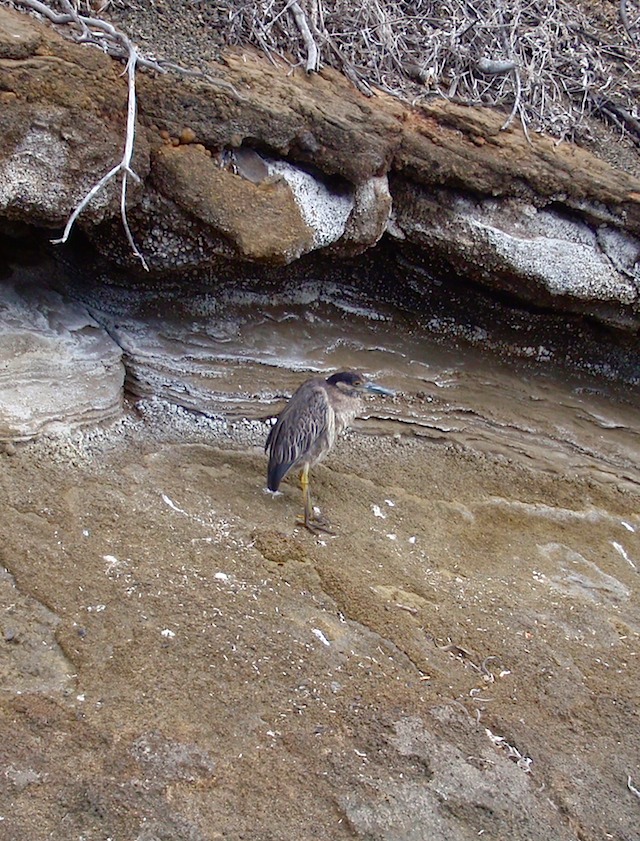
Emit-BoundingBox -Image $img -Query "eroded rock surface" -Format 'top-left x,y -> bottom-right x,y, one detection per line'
0,5 -> 639,323
151,144 -> 315,263
392,183 -> 640,327
0,278 -> 124,440
0,566 -> 76,695
0,408 -> 638,841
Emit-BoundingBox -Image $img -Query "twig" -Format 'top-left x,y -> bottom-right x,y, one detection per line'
49,39 -> 148,268
15,0 -> 148,64
320,28 -> 374,96
595,97 -> 640,143
117,49 -> 147,269
289,1 -> 319,72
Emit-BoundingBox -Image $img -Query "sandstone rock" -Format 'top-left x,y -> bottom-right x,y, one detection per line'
0,9 -> 149,230
151,144 -> 314,263
391,181 -> 639,326
341,714 -> 574,841
0,106 -> 126,227
338,175 -> 392,255
0,279 -> 124,441
1,5 -> 640,327
137,50 -> 403,185
0,4 -> 42,59
0,567 -> 75,695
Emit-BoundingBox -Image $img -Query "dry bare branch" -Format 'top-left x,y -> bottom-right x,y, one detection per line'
620,0 -> 636,43
12,0 -> 151,267
289,1 -> 319,72
51,42 -> 148,268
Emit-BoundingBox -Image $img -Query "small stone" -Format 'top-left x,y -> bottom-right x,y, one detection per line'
159,129 -> 170,140
180,127 -> 197,144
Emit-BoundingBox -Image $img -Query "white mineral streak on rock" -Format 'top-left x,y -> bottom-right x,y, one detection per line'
459,197 -> 640,302
266,159 -> 353,248
0,118 -> 113,224
0,281 -> 124,441
470,217 -> 637,302
0,122 -> 68,221
395,193 -> 639,306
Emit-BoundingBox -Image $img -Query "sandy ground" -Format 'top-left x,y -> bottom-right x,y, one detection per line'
1,400 -> 639,841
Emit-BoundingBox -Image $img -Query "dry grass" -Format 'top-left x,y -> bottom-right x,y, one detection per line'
222,0 -> 640,142
10,0 -> 640,143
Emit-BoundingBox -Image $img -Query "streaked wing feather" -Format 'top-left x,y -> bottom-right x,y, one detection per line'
266,383 -> 331,490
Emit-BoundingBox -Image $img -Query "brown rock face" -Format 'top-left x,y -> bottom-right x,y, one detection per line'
397,101 -> 640,230
138,51 -> 403,185
152,144 -> 314,263
0,7 -> 149,227
0,5 -> 638,322
0,2 -> 41,58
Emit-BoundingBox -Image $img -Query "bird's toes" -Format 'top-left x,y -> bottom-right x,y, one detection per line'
297,515 -> 335,536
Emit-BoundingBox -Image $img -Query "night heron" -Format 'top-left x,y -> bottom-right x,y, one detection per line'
265,370 -> 394,533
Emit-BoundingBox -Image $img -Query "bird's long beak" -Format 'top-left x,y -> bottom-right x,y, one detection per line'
363,381 -> 395,397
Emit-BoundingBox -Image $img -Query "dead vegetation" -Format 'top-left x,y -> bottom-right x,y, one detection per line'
10,0 -> 640,143
222,0 -> 640,143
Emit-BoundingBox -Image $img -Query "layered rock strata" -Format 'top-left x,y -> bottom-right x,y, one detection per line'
0,5 -> 638,325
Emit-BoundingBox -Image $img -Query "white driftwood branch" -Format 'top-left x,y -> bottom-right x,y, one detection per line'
50,42 -> 148,269
501,67 -> 521,131
289,1 -> 319,72
13,0 -> 148,267
12,0 -> 243,269
118,49 -> 148,269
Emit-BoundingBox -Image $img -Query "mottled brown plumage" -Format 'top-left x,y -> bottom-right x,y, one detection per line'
265,370 -> 393,533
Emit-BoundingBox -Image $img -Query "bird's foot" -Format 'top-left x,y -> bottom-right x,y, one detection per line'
297,513 -> 335,535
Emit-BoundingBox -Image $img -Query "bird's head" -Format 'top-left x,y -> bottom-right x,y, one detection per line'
326,370 -> 395,397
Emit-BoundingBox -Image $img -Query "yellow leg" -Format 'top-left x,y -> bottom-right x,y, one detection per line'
301,463 -> 312,526
297,464 -> 334,535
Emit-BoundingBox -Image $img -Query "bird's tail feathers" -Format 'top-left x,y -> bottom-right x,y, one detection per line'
267,459 -> 292,492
